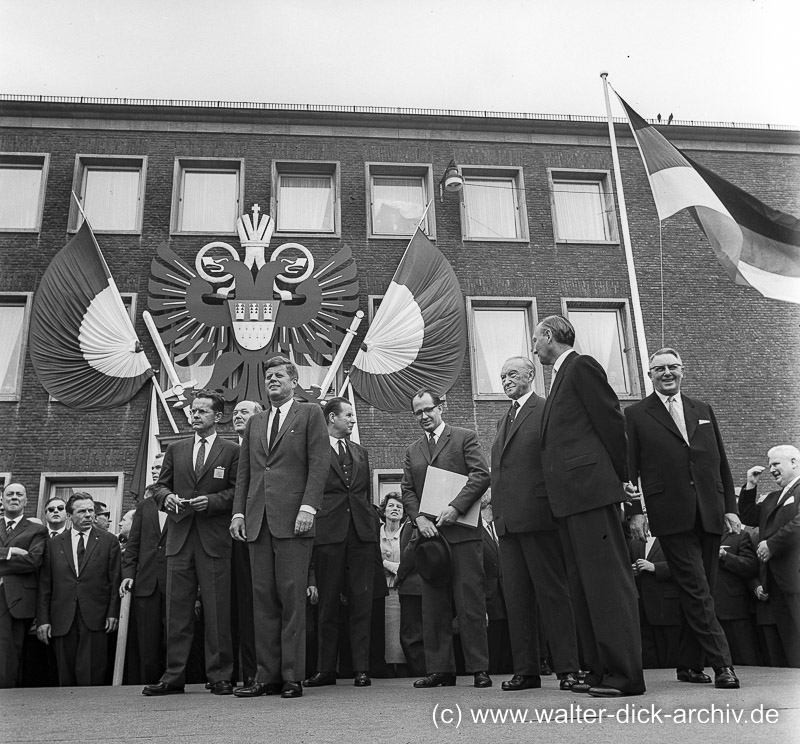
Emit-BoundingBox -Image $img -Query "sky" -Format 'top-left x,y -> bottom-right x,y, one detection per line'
1,0 -> 797,127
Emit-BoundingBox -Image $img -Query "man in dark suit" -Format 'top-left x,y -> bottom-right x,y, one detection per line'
0,483 -> 47,687
480,494 -> 512,675
230,355 -> 330,699
490,356 -> 580,692
532,315 -> 644,698
37,493 -> 121,686
143,389 -> 239,696
120,457 -> 169,684
304,397 -> 376,688
738,445 -> 800,667
627,347 -> 741,689
401,388 -> 491,689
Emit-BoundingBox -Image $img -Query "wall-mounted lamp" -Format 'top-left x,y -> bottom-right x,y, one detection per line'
439,159 -> 464,201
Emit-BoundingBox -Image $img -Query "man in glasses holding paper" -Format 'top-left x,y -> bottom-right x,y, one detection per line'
401,388 -> 491,689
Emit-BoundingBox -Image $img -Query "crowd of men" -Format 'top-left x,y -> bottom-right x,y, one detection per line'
1,315 -> 798,696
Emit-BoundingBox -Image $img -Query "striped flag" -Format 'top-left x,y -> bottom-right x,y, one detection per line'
618,95 -> 800,304
29,222 -> 154,409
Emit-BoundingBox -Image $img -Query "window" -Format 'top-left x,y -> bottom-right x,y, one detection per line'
38,473 -> 125,535
366,163 -> 434,238
171,158 -> 243,234
272,161 -> 339,236
461,167 -> 528,241
466,297 -> 543,399
563,299 -> 638,398
372,469 -> 403,508
0,153 -> 48,231
0,293 -> 32,401
69,155 -> 146,232
548,169 -> 618,243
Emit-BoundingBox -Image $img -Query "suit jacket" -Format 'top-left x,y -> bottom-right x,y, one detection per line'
629,538 -> 680,626
540,352 -> 628,518
37,527 -> 122,636
401,424 -> 490,544
714,530 -> 758,620
153,435 -> 239,558
626,393 -> 736,535
482,526 -> 507,621
233,401 -> 330,540
0,518 -> 47,619
121,496 -> 167,597
315,441 -> 377,545
739,481 -> 800,594
396,521 -> 422,596
490,393 -> 556,535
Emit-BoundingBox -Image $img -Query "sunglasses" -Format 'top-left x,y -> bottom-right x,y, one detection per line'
46,505 -> 66,513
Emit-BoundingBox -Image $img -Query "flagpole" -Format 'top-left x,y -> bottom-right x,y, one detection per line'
316,310 -> 364,400
600,72 -> 653,395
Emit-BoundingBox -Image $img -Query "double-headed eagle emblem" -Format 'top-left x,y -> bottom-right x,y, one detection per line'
148,205 -> 359,403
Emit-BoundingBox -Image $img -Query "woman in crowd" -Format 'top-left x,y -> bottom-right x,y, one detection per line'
379,493 -> 407,674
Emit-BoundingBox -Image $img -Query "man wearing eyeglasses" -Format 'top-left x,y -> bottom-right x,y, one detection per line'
627,347 -> 740,690
44,497 -> 68,538
401,388 -> 491,689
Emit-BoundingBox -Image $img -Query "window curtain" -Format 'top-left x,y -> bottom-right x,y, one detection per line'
473,309 -> 527,394
570,310 -> 628,393
0,167 -> 41,229
278,175 -> 332,231
0,304 -> 24,395
372,176 -> 425,234
464,178 -> 518,238
181,171 -> 238,232
553,181 -> 608,241
82,169 -> 140,231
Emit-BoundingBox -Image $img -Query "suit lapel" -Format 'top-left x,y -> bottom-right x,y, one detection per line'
60,531 -> 78,578
682,396 -> 699,442
0,521 -> 7,545
270,402 -> 298,452
542,352 -> 574,432
503,397 -> 535,452
197,436 -> 224,480
80,527 -> 99,573
644,393 -> 685,443
330,445 -> 346,484
183,439 -> 196,482
430,425 -> 450,463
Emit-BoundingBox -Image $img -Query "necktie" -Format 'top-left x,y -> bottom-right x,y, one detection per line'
337,439 -> 347,465
76,532 -> 86,572
5,520 -> 15,534
667,397 -> 689,442
195,437 -> 207,479
50,531 -> 58,539
269,407 -> 281,450
428,434 -> 436,456
509,401 -> 519,423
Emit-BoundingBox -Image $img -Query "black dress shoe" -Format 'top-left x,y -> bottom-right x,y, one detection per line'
559,672 -> 579,691
303,672 -> 337,687
501,674 -> 541,691
414,673 -> 456,688
234,682 -> 270,697
571,682 -> 591,693
354,672 -> 371,687
588,685 -> 625,698
677,668 -> 711,684
205,681 -> 213,689
209,680 -> 233,695
473,671 -> 492,688
244,676 -> 256,687
714,666 -> 740,689
281,681 -> 303,698
142,681 -> 184,696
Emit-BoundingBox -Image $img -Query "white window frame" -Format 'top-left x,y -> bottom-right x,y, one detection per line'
0,473 -> 11,491
466,296 -> 544,400
0,292 -> 33,402
460,166 -> 529,242
271,160 -> 340,238
170,157 -> 244,235
0,153 -> 49,232
38,472 -> 126,536
68,155 -> 147,233
548,168 -> 619,244
562,297 -> 640,399
365,163 -> 435,240
372,469 -> 404,508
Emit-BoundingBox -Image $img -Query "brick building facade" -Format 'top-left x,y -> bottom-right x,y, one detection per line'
1,96 -> 798,526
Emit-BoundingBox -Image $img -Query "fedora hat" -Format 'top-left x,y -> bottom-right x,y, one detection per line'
415,533 -> 452,587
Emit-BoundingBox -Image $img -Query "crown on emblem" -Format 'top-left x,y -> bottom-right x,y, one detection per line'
237,203 -> 275,249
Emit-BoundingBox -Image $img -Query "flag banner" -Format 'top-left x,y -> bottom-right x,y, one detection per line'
29,223 -> 153,409
618,95 -> 800,304
129,384 -> 160,500
350,230 -> 467,411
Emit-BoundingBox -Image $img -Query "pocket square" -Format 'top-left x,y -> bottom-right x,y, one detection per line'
782,496 -> 795,507
698,419 -> 711,425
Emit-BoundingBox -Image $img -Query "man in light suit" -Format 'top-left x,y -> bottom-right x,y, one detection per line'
143,389 -> 239,696
532,315 -> 644,698
738,445 -> 800,667
0,483 -> 47,687
230,355 -> 330,699
490,357 -> 580,692
37,493 -> 121,686
627,347 -> 741,689
304,397 -> 376,688
401,388 -> 492,689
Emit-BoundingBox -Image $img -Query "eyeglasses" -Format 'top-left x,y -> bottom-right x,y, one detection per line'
649,364 -> 683,375
413,405 -> 440,418
46,505 -> 66,513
